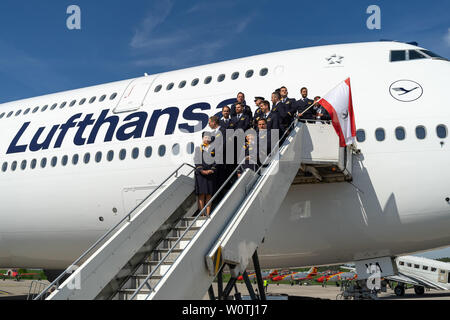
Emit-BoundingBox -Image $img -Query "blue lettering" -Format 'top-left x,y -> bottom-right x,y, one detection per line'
87,109 -> 119,144
74,113 -> 95,146
6,122 -> 30,154
178,103 -> 210,133
29,125 -> 60,152
117,111 -> 148,141
145,107 -> 179,137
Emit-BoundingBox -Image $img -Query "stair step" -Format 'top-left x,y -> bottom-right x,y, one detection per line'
117,289 -> 153,300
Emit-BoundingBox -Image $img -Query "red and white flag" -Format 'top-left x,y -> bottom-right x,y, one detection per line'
319,78 -> 356,147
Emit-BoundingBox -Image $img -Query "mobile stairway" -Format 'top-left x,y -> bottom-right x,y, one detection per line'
35,120 -> 353,300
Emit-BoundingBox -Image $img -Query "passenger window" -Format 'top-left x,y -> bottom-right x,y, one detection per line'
0,113 -> 4,119
7,111 -> 13,118
423,266 -> 429,270
407,263 -> 412,267
375,128 -> 385,141
260,68 -> 268,76
24,108 -> 30,115
41,105 -> 48,112
89,97 -> 96,104
431,268 -> 437,272
172,143 -> 180,155
79,98 -> 86,105
132,147 -> 139,159
191,78 -> 199,86
217,74 -> 225,82
50,103 -> 58,110
231,72 -> 239,80
145,146 -> 152,158
409,50 -> 426,60
99,95 -> 106,102
204,76 -> 212,84
69,100 -> 77,107
395,127 -> 406,140
178,81 -> 186,89
436,125 -> 447,139
15,110 -> 22,116
33,107 -> 39,113
95,152 -> 102,163
60,102 -> 67,109
356,129 -> 366,142
110,93 -> 117,100
30,159 -> 37,169
414,264 -> 420,269
119,149 -> 126,160
154,85 -> 162,93
83,153 -> 90,164
167,83 -> 174,91
41,158 -> 47,168
107,150 -> 114,161
51,157 -> 58,167
187,142 -> 194,154
1,162 -> 7,172
399,261 -> 404,266
245,70 -> 254,78
72,154 -> 79,165
158,145 -> 166,157
11,161 -> 17,171
390,50 -> 406,62
415,126 -> 426,140
62,155 -> 68,166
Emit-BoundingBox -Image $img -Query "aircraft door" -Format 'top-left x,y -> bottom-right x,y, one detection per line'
438,269 -> 448,283
113,75 -> 158,114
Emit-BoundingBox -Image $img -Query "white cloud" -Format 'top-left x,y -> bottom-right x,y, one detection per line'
445,28 -> 450,46
130,0 -> 174,49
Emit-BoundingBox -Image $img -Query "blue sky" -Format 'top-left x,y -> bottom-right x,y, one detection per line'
0,0 -> 448,104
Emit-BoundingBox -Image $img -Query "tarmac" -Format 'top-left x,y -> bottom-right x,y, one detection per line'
2,279 -> 450,300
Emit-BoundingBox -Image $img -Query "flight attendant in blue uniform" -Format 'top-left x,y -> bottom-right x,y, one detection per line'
194,132 -> 217,217
237,133 -> 258,177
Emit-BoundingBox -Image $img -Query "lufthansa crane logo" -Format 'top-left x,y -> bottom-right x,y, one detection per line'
389,80 -> 423,102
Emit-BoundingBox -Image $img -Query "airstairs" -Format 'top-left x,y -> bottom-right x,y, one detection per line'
35,120 -> 354,300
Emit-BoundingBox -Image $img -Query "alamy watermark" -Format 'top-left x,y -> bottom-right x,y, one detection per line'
67,5 -> 81,30
366,5 -> 381,30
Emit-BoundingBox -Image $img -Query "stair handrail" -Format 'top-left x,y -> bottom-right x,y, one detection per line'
131,120 -> 299,300
34,162 -> 196,300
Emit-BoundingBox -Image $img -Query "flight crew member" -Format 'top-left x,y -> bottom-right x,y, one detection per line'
230,103 -> 252,131
252,96 -> 265,129
219,105 -> 233,129
280,86 -> 297,124
260,100 -> 281,132
237,132 -> 258,177
271,91 -> 290,133
208,116 -> 228,191
230,92 -> 253,118
312,96 -> 331,121
295,87 -> 315,120
256,119 -> 272,166
194,132 -> 217,217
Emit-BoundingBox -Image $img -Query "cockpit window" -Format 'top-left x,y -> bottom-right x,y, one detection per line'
391,49 -> 447,62
420,50 -> 446,60
390,50 -> 406,62
409,50 -> 426,60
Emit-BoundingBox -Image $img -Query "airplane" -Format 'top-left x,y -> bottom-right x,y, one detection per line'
1,269 -> 41,281
0,41 -> 449,285
386,256 -> 450,296
237,269 -> 278,282
272,267 -> 318,283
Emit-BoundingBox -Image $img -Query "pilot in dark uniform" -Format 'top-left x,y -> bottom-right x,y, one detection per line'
219,105 -> 233,130
230,103 -> 251,131
194,132 -> 217,217
312,96 -> 331,121
230,92 -> 253,118
208,116 -> 229,192
271,91 -> 290,133
280,86 -> 297,127
296,87 -> 315,120
256,119 -> 273,166
252,96 -> 265,129
260,100 -> 281,133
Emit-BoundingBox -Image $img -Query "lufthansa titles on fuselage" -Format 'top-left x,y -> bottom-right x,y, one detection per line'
6,99 -> 234,155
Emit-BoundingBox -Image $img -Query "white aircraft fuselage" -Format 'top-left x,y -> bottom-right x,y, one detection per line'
0,41 -> 449,271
